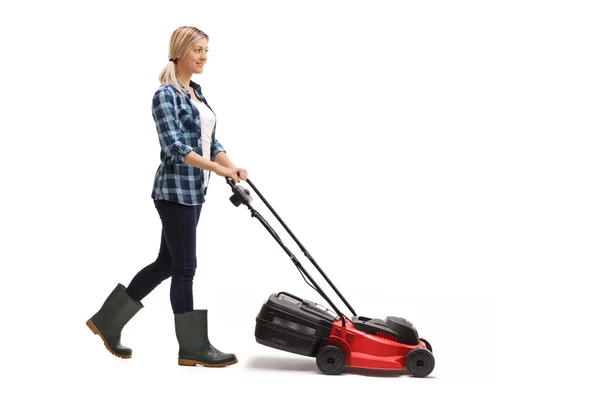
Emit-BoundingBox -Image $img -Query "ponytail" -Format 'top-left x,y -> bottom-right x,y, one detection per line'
158,60 -> 185,96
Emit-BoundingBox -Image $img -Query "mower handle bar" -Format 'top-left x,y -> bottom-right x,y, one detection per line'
225,177 -> 357,325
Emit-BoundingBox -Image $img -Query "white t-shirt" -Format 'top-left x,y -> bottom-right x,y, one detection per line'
192,100 -> 216,190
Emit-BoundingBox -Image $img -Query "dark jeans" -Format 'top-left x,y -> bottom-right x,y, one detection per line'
126,200 -> 202,313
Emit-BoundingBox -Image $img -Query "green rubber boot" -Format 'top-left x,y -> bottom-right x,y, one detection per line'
175,310 -> 237,367
86,283 -> 143,358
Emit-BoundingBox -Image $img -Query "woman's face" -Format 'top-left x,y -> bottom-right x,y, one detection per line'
181,37 -> 208,74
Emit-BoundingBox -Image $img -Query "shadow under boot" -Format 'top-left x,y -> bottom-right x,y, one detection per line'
175,310 -> 237,367
86,283 -> 143,358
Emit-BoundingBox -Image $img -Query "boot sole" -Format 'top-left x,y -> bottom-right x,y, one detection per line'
178,358 -> 238,368
86,318 -> 132,359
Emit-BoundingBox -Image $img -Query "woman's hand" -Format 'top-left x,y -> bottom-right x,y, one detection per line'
234,168 -> 248,180
214,164 -> 240,184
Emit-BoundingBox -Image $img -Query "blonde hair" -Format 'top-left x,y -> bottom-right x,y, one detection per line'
158,26 -> 209,96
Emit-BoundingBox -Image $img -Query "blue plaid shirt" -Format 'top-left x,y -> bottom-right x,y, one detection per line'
151,80 -> 226,206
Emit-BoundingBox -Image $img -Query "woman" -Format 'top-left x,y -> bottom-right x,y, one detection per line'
86,26 -> 246,368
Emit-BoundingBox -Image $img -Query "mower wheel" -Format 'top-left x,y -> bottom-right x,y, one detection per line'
316,345 -> 345,375
420,337 -> 433,353
406,348 -> 435,378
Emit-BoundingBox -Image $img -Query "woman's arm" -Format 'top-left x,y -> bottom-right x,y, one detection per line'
152,88 -> 193,164
214,151 -> 235,168
184,151 -> 220,171
215,152 -> 248,180
212,141 -> 248,180
184,151 -> 240,183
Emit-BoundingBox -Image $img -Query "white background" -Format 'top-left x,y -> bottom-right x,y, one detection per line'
1,0 -> 599,399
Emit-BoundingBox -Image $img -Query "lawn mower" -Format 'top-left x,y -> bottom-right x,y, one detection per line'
227,177 -> 434,377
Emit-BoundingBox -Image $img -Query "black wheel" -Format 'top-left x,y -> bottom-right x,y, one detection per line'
406,348 -> 435,378
420,337 -> 433,353
316,345 -> 345,375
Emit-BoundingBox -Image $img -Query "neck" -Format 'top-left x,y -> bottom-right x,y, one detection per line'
175,68 -> 193,89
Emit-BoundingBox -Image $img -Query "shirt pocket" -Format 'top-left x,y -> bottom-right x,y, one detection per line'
177,107 -> 200,135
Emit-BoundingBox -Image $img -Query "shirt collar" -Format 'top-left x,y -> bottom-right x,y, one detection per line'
176,79 -> 202,96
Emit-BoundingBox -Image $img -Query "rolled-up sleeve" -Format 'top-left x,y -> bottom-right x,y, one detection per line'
211,138 -> 226,160
152,87 -> 193,164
